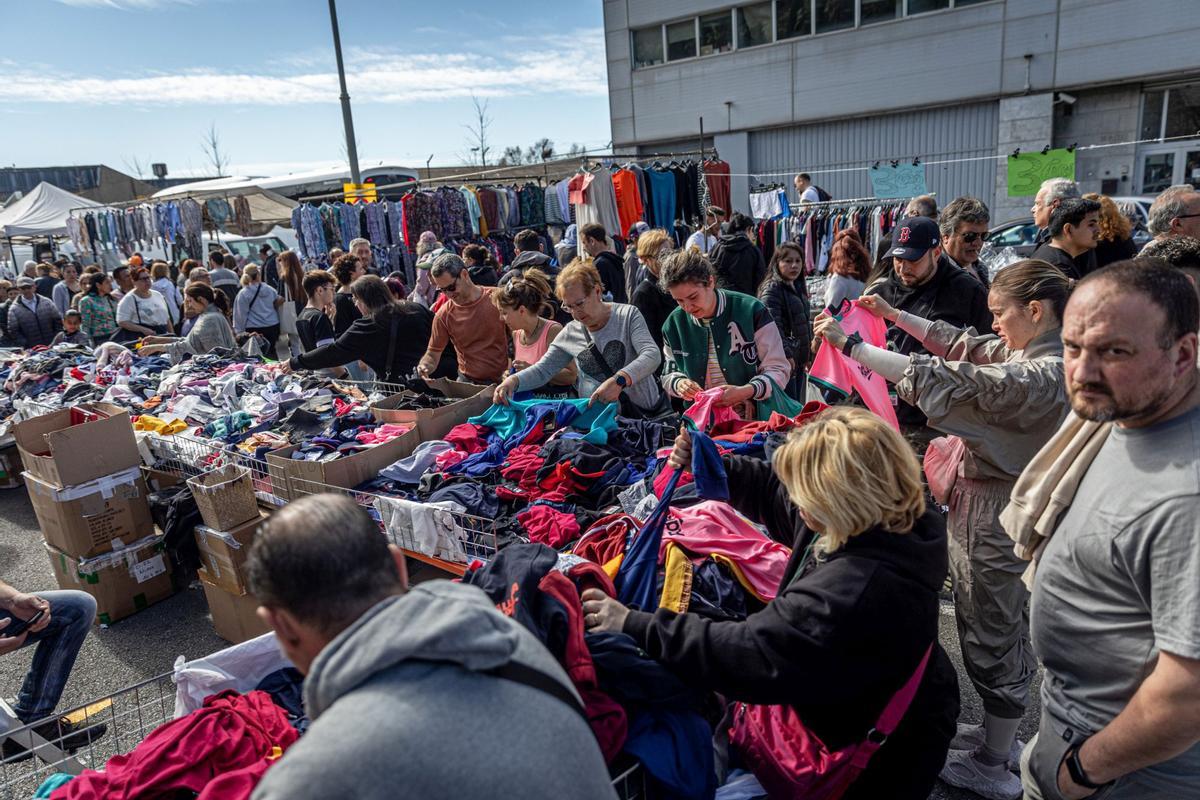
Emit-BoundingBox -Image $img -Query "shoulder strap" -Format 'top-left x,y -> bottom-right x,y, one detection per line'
382,312 -> 400,384
580,326 -> 616,379
486,661 -> 586,721
873,643 -> 933,737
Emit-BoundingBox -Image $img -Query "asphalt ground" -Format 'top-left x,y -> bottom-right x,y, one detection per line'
0,483 -> 1041,799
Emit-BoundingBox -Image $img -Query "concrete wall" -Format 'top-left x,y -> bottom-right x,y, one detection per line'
1052,86 -> 1142,197
993,93 -> 1053,224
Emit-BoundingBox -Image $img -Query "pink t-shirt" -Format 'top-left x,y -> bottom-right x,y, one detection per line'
809,299 -> 900,430
512,318 -> 556,366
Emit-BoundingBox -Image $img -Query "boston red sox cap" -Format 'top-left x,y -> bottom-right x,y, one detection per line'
887,216 -> 941,260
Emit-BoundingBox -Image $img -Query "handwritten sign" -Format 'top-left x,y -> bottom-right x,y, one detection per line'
869,163 -> 928,199
1007,149 -> 1076,197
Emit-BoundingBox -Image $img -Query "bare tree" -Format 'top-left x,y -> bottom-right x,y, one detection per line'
339,134 -> 363,167
566,142 -> 587,158
526,138 -> 555,164
500,146 -> 525,167
462,95 -> 492,167
201,123 -> 231,177
122,156 -> 148,180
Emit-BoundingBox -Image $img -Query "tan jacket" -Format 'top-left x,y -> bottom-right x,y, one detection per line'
895,324 -> 1067,481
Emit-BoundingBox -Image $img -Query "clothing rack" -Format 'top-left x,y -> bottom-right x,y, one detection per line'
785,193 -> 936,210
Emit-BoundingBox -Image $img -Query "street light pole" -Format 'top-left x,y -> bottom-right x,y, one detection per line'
327,0 -> 361,188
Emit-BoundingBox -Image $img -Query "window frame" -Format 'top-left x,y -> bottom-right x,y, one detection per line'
628,0 -> 998,70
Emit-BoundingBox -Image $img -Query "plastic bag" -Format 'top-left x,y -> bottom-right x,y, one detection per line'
172,632 -> 290,718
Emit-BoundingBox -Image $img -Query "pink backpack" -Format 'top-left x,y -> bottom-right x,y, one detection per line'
728,644 -> 932,800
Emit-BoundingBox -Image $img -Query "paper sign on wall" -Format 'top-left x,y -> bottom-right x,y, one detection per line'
869,163 -> 928,199
1007,149 -> 1076,197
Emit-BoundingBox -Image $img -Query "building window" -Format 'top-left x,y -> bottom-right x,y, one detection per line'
954,0 -> 993,5
632,26 -> 664,68
1141,91 -> 1166,139
907,0 -> 950,13
666,19 -> 698,61
776,0 -> 812,39
1164,84 -> 1200,139
1142,153 -> 1176,194
737,2 -> 773,47
860,0 -> 900,24
699,11 -> 734,56
815,0 -> 855,33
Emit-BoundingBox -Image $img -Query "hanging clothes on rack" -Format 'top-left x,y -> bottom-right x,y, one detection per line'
703,157 -> 731,215
645,168 -> 676,230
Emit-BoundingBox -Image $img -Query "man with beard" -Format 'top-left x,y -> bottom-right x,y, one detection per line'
1013,259 -> 1200,799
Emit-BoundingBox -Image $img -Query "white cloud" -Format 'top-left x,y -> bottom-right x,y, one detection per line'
53,0 -> 197,8
0,27 -> 608,105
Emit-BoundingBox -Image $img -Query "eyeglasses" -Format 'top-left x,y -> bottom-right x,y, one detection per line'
1174,213 -> 1200,220
563,296 -> 591,311
958,232 -> 984,243
436,278 -> 459,295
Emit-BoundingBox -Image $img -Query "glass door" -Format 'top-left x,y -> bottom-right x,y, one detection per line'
1186,150 -> 1200,189
1141,153 -> 1176,194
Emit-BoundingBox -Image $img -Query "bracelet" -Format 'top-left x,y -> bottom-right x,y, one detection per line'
1065,739 -> 1109,790
841,332 -> 863,357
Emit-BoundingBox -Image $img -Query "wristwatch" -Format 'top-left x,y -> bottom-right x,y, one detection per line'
615,373 -> 629,388
1065,739 -> 1108,791
841,332 -> 863,357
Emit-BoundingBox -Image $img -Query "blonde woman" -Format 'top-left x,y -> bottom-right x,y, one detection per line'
815,259 -> 1072,797
630,228 -> 675,352
232,264 -> 283,358
582,407 -> 958,800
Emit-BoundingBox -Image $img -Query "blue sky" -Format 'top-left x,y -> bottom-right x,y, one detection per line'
0,0 -> 612,179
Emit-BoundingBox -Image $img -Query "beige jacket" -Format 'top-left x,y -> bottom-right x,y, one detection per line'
895,323 -> 1068,481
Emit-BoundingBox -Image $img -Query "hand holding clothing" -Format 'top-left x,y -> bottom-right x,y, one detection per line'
715,385 -> 754,407
675,378 -> 702,400
581,588 -> 630,634
857,294 -> 898,321
668,426 -> 692,471
813,312 -> 848,349
493,376 -> 519,405
588,375 -> 623,407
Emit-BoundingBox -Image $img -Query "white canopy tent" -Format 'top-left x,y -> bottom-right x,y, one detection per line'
0,182 -> 101,238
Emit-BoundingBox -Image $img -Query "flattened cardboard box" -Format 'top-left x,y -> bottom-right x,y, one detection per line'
25,467 -> 154,558
370,378 -> 495,441
198,569 -> 272,644
266,424 -> 421,501
13,403 -> 141,488
194,512 -> 269,595
45,535 -> 174,625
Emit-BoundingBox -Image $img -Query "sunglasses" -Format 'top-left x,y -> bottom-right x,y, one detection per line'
436,278 -> 459,295
958,232 -> 984,243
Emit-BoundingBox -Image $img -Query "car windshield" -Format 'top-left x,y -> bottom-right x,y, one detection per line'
988,222 -> 1038,248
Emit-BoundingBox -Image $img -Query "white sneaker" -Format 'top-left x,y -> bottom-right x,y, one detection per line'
950,722 -> 1024,769
939,748 -> 1023,800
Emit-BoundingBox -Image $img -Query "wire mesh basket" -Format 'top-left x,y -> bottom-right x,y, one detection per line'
288,475 -> 499,572
145,433 -> 286,507
0,672 -> 175,799
610,762 -> 650,800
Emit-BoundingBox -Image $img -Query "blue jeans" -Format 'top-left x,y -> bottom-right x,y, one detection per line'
4,591 -> 95,724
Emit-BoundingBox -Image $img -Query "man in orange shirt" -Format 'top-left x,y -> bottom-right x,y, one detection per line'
417,254 -> 509,384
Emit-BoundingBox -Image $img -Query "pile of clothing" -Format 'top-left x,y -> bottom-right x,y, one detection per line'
43,669 -> 307,800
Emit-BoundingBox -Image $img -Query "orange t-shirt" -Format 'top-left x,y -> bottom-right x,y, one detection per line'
428,286 -> 508,383
612,169 -> 645,237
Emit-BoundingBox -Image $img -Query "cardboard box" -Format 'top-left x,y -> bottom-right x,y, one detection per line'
370,378 -> 495,441
194,512 -> 269,595
266,424 -> 422,500
14,403 -> 141,488
0,445 -> 23,489
198,569 -> 272,644
26,467 -> 154,558
141,466 -> 184,493
45,535 -> 174,625
187,464 -> 260,532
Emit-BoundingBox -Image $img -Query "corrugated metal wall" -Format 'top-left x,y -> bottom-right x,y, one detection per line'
749,102 -> 999,207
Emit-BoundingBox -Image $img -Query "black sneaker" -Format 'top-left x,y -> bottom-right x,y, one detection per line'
1,717 -> 107,762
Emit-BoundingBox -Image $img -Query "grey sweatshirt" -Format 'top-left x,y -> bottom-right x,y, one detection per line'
514,302 -> 662,409
251,582 -> 617,800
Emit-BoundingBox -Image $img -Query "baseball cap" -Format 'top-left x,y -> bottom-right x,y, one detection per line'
887,217 -> 941,260
16,276 -> 35,288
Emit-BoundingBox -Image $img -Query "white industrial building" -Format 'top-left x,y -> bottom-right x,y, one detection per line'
602,0 -> 1200,222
